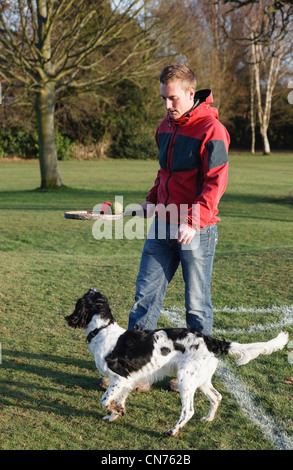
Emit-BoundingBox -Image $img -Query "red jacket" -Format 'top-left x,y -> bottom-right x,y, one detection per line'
146,89 -> 230,230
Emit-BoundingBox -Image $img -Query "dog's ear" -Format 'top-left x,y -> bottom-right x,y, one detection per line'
86,289 -> 115,324
65,296 -> 91,329
65,289 -> 114,329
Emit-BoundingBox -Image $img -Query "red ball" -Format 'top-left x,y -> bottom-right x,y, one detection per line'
100,201 -> 112,214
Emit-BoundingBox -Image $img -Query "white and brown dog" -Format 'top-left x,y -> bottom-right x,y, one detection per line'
65,288 -> 288,437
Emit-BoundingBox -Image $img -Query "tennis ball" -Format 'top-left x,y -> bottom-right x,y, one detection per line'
112,202 -> 123,215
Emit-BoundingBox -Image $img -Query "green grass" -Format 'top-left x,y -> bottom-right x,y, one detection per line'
0,154 -> 293,450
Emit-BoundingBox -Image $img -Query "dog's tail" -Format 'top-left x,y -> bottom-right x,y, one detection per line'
227,331 -> 289,366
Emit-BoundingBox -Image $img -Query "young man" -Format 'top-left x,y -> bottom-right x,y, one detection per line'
128,64 -> 230,337
98,64 -> 230,393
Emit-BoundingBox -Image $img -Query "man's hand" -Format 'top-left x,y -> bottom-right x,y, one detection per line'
177,223 -> 196,244
140,201 -> 155,218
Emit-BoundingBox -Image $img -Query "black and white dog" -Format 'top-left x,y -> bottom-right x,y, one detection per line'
65,288 -> 289,437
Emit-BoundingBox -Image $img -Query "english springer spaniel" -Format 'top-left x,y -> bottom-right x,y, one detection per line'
65,288 -> 288,437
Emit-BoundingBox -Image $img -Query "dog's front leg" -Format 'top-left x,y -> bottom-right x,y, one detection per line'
102,412 -> 121,422
101,377 -> 130,422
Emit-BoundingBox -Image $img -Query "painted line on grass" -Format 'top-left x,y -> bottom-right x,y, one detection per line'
161,306 -> 293,451
213,305 -> 293,335
162,305 -> 293,335
216,360 -> 293,450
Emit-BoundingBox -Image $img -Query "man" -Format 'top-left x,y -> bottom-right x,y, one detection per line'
128,64 -> 230,337
98,64 -> 229,392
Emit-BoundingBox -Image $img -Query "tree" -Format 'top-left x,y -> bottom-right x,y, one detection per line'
222,0 -> 293,42
169,0 -> 247,130
249,26 -> 288,154
219,0 -> 293,154
0,0 -> 178,188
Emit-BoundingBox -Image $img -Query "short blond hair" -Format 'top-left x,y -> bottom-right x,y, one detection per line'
159,64 -> 197,91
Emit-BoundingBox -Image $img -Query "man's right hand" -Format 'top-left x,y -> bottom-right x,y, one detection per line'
140,201 -> 155,218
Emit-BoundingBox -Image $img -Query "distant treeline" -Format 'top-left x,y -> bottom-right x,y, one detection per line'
0,77 -> 292,160
0,0 -> 292,160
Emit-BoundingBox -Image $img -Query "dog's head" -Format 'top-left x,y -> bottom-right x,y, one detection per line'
65,288 -> 114,329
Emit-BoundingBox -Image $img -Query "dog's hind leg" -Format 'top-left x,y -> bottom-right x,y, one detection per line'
198,356 -> 221,422
199,381 -> 222,422
164,369 -> 197,437
101,377 -> 131,422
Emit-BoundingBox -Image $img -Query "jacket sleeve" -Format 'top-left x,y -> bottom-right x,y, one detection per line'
146,169 -> 161,204
188,121 -> 230,230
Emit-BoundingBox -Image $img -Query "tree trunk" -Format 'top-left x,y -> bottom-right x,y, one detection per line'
36,81 -> 62,189
261,126 -> 271,155
250,64 -> 256,154
35,0 -> 62,189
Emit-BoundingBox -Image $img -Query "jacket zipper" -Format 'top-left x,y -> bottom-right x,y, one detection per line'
165,124 -> 178,206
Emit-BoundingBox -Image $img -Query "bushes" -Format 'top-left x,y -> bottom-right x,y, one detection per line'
0,125 -> 158,161
0,127 -> 39,159
0,127 -> 76,160
55,131 -> 75,161
0,79 -> 162,160
101,79 -> 161,160
109,121 -> 158,159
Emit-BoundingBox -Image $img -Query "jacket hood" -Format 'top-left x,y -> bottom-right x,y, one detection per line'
169,89 -> 218,126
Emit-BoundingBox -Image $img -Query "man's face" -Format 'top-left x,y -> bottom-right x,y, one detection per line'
160,80 -> 195,120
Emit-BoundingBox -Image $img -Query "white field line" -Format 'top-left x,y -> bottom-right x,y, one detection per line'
213,305 -> 293,336
161,306 -> 293,450
162,305 -> 293,336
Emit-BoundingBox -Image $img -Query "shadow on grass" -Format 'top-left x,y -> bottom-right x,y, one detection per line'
1,348 -> 167,439
0,186 -> 292,206
0,187 -> 148,211
1,349 -> 97,386
221,192 -> 293,205
220,193 -> 293,223
1,349 -> 102,420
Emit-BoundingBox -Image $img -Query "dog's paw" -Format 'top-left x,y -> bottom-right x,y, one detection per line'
102,413 -> 120,422
106,400 -> 125,416
163,428 -> 179,438
200,415 -> 214,422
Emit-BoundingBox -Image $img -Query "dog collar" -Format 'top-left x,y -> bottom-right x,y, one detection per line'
86,322 -> 111,343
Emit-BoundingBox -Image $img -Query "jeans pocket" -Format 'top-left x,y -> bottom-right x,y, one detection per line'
199,225 -> 218,257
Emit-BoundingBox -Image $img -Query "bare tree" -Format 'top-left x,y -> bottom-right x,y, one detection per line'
176,0 -> 245,128
250,27 -> 288,154
0,0 -> 178,188
218,0 -> 293,154
222,0 -> 293,42
245,1 -> 291,153
250,61 -> 256,153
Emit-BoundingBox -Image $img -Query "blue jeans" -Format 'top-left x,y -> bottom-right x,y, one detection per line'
128,218 -> 218,335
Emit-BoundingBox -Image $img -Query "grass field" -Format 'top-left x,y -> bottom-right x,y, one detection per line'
0,154 -> 293,451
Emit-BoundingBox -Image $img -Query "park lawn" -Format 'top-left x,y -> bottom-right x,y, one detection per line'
0,154 -> 292,451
